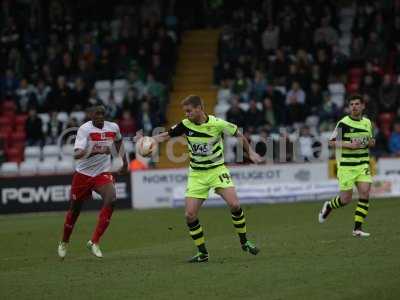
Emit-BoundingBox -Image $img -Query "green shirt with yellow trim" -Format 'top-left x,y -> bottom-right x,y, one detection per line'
168,115 -> 237,170
330,115 -> 373,169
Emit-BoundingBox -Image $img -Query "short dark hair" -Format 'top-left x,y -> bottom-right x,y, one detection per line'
347,94 -> 364,104
181,95 -> 204,108
89,104 -> 106,113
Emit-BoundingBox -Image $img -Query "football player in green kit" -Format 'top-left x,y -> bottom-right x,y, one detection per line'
319,95 -> 375,237
154,95 -> 262,262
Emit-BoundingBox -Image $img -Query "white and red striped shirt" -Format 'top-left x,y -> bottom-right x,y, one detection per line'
74,121 -> 122,177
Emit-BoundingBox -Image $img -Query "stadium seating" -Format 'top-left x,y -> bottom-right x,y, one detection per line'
37,160 -> 57,174
55,160 -> 74,174
19,161 -> 38,176
42,145 -> 60,161
24,146 -> 41,162
0,162 -> 19,176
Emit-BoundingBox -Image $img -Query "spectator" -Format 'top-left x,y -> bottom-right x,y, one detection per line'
225,96 -> 246,129
364,31 -> 387,64
144,73 -> 165,103
306,81 -> 324,114
389,121 -> 400,156
285,81 -> 306,125
379,74 -> 398,113
25,108 -> 44,146
251,70 -> 267,102
313,17 -> 339,47
47,75 -> 73,112
0,69 -> 19,98
297,126 -> 321,162
245,100 -> 264,132
71,77 -> 90,111
217,80 -> 232,104
15,78 -> 36,113
136,101 -> 158,136
261,22 -> 279,54
118,110 -> 136,137
261,97 -> 277,128
255,128 -> 269,160
127,71 -> 146,98
46,111 -> 63,144
232,69 -> 250,101
33,79 -> 51,112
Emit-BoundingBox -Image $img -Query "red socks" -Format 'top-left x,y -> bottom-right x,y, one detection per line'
91,205 -> 114,244
62,209 -> 80,243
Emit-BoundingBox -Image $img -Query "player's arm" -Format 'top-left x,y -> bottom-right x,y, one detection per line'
368,121 -> 375,148
218,118 -> 262,163
152,122 -> 186,143
328,122 -> 361,149
114,126 -> 129,174
73,127 -> 110,159
234,130 -> 263,163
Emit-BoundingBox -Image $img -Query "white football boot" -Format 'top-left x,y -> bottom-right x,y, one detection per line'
87,240 -> 103,258
318,201 -> 331,223
58,241 -> 68,259
352,230 -> 370,237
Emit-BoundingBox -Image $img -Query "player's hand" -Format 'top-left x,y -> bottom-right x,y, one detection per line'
368,138 -> 375,148
348,140 -> 362,149
249,150 -> 263,164
133,130 -> 144,142
118,160 -> 129,175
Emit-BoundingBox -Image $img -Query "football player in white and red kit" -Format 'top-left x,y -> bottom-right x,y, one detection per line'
58,105 -> 128,258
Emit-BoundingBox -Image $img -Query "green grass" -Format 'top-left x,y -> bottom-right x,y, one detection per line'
1,199 -> 400,300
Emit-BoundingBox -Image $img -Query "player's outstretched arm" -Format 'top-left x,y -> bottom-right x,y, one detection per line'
234,130 -> 263,164
328,140 -> 362,149
153,132 -> 171,143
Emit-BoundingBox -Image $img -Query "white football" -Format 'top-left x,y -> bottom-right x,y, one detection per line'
137,136 -> 157,157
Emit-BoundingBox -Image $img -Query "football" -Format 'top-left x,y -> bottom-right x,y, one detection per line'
136,136 -> 157,157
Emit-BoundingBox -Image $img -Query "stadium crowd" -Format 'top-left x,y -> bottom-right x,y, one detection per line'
0,0 -> 178,166
213,0 -> 400,162
1,0 -> 400,172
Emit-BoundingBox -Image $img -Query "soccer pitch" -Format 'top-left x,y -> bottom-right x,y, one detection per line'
1,199 -> 399,300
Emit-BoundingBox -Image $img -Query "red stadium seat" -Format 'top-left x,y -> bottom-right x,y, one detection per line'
9,131 -> 27,145
346,82 -> 359,93
15,114 -> 28,127
6,147 -> 24,163
379,112 -> 395,126
0,115 -> 14,127
0,130 -> 11,143
1,100 -> 17,114
349,68 -> 363,79
379,112 -> 396,139
15,125 -> 25,132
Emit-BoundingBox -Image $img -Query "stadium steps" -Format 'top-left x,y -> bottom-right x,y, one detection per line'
157,29 -> 220,169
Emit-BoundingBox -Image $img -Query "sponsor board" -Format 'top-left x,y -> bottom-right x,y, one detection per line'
378,158 -> 400,176
131,163 -> 328,209
171,176 -> 400,207
0,174 -> 131,214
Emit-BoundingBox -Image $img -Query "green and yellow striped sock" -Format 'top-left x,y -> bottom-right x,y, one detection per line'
231,208 -> 247,244
187,219 -> 207,254
354,198 -> 369,230
329,195 -> 345,209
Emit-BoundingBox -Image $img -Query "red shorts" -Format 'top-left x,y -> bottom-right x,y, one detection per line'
70,172 -> 114,201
